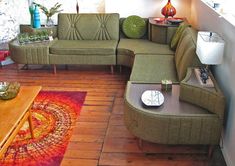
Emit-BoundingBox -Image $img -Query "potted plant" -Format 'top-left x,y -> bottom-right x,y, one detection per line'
33,2 -> 63,27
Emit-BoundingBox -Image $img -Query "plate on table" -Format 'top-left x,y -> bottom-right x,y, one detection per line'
167,18 -> 183,24
141,90 -> 164,106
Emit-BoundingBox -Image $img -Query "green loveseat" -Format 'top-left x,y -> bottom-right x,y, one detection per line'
9,13 -> 120,73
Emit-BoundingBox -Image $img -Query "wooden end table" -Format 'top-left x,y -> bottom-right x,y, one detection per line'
0,86 -> 41,158
148,17 -> 186,44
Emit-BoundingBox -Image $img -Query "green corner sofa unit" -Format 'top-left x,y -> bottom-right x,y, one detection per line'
9,13 -> 225,148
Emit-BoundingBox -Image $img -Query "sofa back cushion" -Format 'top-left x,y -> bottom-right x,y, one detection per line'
170,22 -> 190,51
175,27 -> 201,81
58,13 -> 119,40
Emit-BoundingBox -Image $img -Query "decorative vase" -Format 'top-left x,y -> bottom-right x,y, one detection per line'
161,0 -> 176,18
46,17 -> 54,27
33,6 -> 41,28
76,1 -> 79,13
29,5 -> 35,27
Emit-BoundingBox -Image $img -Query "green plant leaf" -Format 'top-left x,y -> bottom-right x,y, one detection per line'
33,2 -> 63,18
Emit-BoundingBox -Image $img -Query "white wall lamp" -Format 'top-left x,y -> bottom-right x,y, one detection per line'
195,31 -> 225,86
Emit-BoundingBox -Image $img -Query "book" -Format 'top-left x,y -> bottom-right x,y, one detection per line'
0,50 -> 9,61
0,56 -> 14,66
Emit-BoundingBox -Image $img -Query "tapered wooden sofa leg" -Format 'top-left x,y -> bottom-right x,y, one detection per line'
208,145 -> 214,158
21,64 -> 28,70
138,138 -> 143,150
17,64 -> 21,71
65,64 -> 68,70
53,64 -> 57,74
111,65 -> 114,74
119,65 -> 122,73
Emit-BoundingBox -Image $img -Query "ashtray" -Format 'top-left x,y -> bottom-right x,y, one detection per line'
141,90 -> 164,106
154,17 -> 165,23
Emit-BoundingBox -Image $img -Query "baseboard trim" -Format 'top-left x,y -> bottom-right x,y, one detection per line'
221,146 -> 234,166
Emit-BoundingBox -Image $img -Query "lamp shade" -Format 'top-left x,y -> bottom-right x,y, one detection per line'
196,31 -> 225,65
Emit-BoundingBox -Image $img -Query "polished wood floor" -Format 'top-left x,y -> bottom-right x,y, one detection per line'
0,64 -> 226,166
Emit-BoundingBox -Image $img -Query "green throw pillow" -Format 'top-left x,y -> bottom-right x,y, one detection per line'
170,22 -> 190,51
122,15 -> 146,39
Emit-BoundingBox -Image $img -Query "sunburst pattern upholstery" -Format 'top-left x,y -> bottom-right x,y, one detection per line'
58,13 -> 119,40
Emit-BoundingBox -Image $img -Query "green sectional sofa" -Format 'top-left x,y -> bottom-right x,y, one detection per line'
8,13 -> 225,148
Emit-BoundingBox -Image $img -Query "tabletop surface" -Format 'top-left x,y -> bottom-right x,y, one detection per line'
0,86 -> 41,147
126,82 -> 210,115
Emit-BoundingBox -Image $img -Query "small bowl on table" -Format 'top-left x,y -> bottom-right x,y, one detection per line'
167,18 -> 184,24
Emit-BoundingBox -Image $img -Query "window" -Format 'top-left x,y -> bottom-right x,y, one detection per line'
204,0 -> 234,15
221,0 -> 235,16
202,0 -> 235,26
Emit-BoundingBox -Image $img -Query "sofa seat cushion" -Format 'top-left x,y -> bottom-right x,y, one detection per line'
117,39 -> 174,56
130,54 -> 178,83
50,40 -> 118,55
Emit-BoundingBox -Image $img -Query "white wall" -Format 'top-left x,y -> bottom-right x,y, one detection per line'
0,0 -> 26,43
191,1 -> 235,166
0,0 -> 191,43
0,0 -> 104,42
105,0 -> 191,18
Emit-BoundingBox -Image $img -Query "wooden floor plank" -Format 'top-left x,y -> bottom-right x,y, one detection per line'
109,114 -> 125,126
72,127 -> 107,136
67,142 -> 103,151
106,125 -> 136,139
75,122 -> 108,129
81,105 -> 112,112
77,115 -> 110,122
61,158 -> 98,166
80,110 -> 111,116
69,134 -> 104,143
99,153 -> 208,166
112,104 -> 124,115
102,137 -> 142,153
63,150 -> 100,159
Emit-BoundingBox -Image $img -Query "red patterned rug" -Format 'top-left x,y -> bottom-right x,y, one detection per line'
0,91 -> 86,166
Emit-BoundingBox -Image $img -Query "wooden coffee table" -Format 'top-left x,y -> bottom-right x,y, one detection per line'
0,86 -> 41,158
